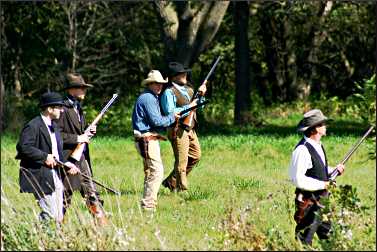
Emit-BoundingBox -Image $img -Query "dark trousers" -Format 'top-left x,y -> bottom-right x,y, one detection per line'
63,157 -> 103,214
294,192 -> 331,245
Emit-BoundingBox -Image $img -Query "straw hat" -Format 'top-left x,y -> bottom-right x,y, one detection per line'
141,70 -> 168,86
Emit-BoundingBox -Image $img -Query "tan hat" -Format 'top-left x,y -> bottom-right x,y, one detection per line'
141,70 -> 168,86
297,109 -> 328,132
63,73 -> 94,90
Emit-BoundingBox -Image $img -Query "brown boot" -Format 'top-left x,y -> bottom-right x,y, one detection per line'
87,202 -> 108,226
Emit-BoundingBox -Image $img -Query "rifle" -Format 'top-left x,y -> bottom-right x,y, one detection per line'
329,125 -> 374,181
172,100 -> 210,139
70,94 -> 118,161
55,158 -> 121,195
181,56 -> 221,129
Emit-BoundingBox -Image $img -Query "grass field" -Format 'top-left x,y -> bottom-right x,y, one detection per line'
1,116 -> 375,250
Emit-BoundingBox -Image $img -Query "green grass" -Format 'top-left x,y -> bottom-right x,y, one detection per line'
1,121 -> 375,250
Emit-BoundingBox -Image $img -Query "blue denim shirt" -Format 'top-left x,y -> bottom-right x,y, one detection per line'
160,82 -> 205,117
132,89 -> 175,134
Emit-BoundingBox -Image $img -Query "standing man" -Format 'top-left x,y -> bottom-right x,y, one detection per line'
160,62 -> 205,192
57,73 -> 106,225
289,109 -> 345,245
16,92 -> 79,224
132,70 -> 180,211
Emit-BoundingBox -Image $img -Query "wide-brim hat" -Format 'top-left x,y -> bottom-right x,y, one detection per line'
297,109 -> 328,132
39,92 -> 65,108
142,70 -> 168,86
168,62 -> 191,77
63,73 -> 94,90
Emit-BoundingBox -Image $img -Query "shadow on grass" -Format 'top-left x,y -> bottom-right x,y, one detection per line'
197,119 -> 372,137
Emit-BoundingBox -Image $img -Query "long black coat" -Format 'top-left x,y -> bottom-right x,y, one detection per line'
15,116 -> 64,197
56,98 -> 92,190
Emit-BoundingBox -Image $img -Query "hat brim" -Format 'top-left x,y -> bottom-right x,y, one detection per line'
62,83 -> 93,90
169,69 -> 192,77
40,101 -> 66,108
142,79 -> 168,86
297,119 -> 330,132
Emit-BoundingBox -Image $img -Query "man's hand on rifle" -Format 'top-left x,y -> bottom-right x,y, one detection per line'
88,125 -> 97,136
77,133 -> 91,143
335,163 -> 345,176
174,113 -> 181,121
197,83 -> 207,96
189,98 -> 199,108
64,161 -> 80,175
45,154 -> 57,168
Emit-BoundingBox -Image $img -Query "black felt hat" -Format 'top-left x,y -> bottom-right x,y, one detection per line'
168,62 -> 192,77
39,92 -> 65,108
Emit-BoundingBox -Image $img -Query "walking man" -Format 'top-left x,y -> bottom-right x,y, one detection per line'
289,109 -> 345,245
132,70 -> 180,211
56,73 -> 107,225
160,62 -> 205,192
16,92 -> 79,224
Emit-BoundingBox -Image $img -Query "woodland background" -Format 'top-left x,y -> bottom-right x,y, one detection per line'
1,0 -> 376,134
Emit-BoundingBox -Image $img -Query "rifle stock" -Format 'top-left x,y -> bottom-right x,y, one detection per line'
70,94 -> 118,161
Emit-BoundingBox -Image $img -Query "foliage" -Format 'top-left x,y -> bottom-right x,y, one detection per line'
319,184 -> 375,250
1,1 -> 376,131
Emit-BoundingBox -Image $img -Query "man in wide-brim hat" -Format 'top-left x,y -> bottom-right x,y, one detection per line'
132,70 -> 179,211
288,109 -> 345,245
160,61 -> 205,192
56,73 -> 108,225
16,92 -> 79,224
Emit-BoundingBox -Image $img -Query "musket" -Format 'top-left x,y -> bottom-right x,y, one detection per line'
70,94 -> 118,161
329,125 -> 375,181
55,158 -> 121,195
171,100 -> 210,139
179,100 -> 209,116
181,56 -> 221,129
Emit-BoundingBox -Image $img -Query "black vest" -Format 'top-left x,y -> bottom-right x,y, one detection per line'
295,138 -> 329,182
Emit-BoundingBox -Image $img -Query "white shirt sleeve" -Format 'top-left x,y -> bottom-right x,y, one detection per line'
289,145 -> 327,191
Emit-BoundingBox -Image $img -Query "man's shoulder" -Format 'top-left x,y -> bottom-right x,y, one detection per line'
137,92 -> 155,102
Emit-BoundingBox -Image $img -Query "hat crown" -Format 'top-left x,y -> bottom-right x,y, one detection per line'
40,92 -> 64,107
297,109 -> 328,132
142,70 -> 168,86
63,73 -> 93,89
168,62 -> 191,76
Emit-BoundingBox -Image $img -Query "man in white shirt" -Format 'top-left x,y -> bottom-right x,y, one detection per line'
16,92 -> 79,224
289,109 -> 344,245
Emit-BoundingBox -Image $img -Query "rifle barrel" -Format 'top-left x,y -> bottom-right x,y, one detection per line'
56,159 -> 121,195
329,125 -> 374,181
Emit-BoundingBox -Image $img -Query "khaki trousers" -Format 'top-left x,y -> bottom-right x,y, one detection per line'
163,127 -> 201,191
135,138 -> 164,209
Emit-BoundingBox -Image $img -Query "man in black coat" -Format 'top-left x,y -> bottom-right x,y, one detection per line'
57,73 -> 107,225
16,92 -> 79,224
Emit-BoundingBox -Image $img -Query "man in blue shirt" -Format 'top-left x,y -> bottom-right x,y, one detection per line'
160,62 -> 206,192
132,70 -> 179,210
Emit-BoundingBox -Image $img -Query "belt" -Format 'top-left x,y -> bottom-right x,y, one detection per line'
134,134 -> 167,142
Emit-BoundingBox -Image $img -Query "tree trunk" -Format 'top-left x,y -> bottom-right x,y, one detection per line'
155,1 -> 229,68
64,1 -> 78,72
233,1 -> 252,125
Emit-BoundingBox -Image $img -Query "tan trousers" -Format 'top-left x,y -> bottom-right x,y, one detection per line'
163,127 -> 201,191
135,137 -> 164,209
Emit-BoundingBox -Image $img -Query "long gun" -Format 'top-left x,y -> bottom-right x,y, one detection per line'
55,158 -> 121,195
181,56 -> 221,129
329,125 -> 374,181
70,94 -> 118,161
179,100 -> 209,116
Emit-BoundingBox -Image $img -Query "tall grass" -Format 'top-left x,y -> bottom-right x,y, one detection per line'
1,121 -> 375,250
